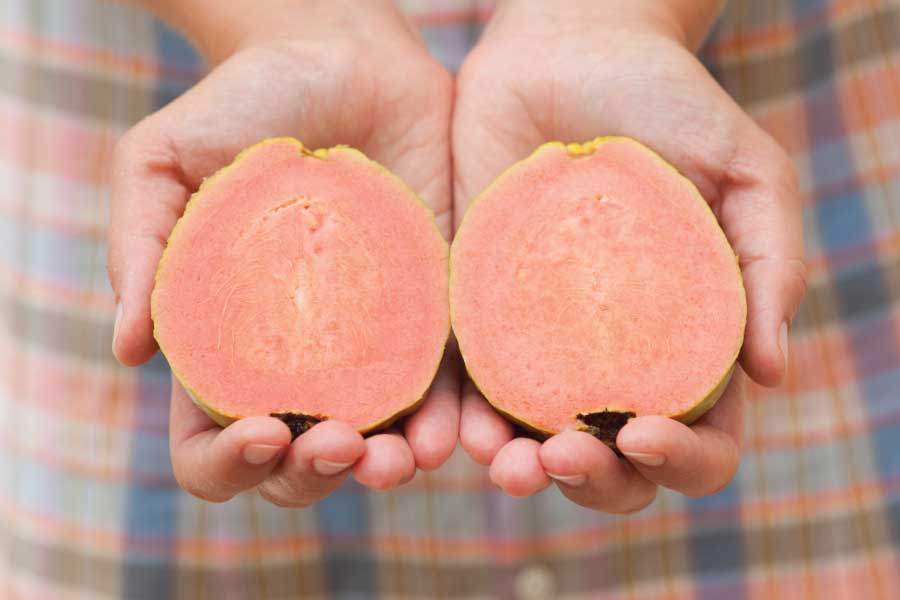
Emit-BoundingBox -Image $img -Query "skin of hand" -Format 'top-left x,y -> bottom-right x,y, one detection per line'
453,0 -> 807,511
106,0 -> 460,506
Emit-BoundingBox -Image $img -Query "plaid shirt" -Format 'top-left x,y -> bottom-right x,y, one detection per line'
2,0 -> 900,598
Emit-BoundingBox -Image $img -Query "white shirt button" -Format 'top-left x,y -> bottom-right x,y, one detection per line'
514,564 -> 556,600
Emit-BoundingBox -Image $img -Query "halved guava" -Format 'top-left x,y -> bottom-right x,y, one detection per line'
152,138 -> 449,436
449,137 -> 746,449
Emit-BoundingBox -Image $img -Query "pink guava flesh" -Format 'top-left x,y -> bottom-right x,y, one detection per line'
450,138 -> 746,437
152,139 -> 449,432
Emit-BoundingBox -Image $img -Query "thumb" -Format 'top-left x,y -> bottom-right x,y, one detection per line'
719,132 -> 807,387
106,127 -> 189,366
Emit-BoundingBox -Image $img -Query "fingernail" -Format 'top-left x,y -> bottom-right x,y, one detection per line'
313,458 -> 353,476
780,320 -> 789,373
112,301 -> 123,358
547,472 -> 587,487
622,452 -> 666,467
243,443 -> 284,465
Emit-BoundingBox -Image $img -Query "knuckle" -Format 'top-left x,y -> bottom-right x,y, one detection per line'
112,118 -> 175,178
726,131 -> 799,206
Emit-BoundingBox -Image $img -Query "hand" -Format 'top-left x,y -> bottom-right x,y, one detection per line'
453,1 -> 806,510
106,1 -> 459,505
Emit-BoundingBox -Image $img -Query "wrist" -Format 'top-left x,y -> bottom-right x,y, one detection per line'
491,0 -> 724,50
145,0 -> 411,65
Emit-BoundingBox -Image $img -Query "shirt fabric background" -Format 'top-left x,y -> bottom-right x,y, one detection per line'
2,0 -> 900,598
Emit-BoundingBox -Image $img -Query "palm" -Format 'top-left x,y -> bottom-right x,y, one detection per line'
453,27 -> 804,508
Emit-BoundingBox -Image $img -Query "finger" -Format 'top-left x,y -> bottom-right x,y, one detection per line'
352,431 -> 417,491
616,372 -> 745,497
257,420 -> 366,508
404,342 -> 462,470
459,380 -> 515,466
719,129 -> 807,387
169,381 -> 292,502
539,431 -> 657,513
489,438 -> 550,497
107,126 -> 190,366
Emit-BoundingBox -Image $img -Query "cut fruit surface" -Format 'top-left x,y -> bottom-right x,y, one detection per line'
152,138 -> 449,434
450,137 -> 746,445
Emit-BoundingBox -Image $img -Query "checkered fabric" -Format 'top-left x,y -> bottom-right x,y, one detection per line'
2,0 -> 900,598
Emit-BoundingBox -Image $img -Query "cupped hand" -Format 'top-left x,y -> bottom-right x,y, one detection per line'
453,3 -> 806,510
106,3 -> 459,505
